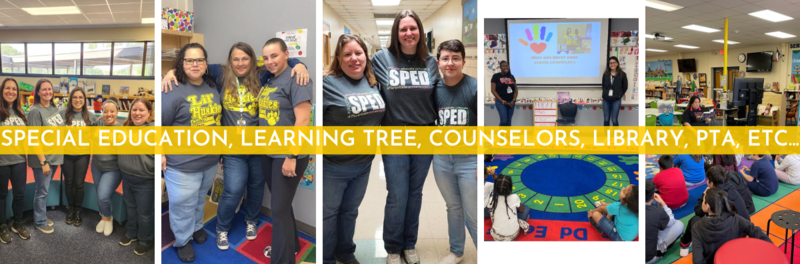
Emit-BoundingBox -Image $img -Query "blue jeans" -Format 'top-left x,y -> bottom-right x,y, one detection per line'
216,155 -> 265,233
33,166 -> 57,228
382,154 -> 433,254
432,155 -> 477,256
603,99 -> 622,126
495,100 -> 515,126
594,215 -> 623,241
122,172 -> 155,247
91,167 -> 122,218
164,164 -> 217,247
322,161 -> 371,264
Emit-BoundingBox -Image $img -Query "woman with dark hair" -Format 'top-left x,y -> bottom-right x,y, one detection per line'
322,34 -> 384,264
60,87 -> 97,227
28,78 -> 64,234
91,97 -> 122,237
588,184 -> 639,241
161,42 -> 223,263
118,98 -> 155,256
601,56 -> 627,126
689,187 -> 770,264
684,95 -> 710,127
0,78 -> 28,242
370,9 -> 439,264
259,38 -> 313,264
491,61 -> 516,126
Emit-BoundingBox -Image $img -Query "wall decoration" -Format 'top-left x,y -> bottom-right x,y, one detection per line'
462,0 -> 477,47
102,85 -> 110,95
161,7 -> 193,32
792,50 -> 800,84
85,80 -> 96,94
59,77 -> 69,94
646,60 -> 673,82
276,29 -> 308,58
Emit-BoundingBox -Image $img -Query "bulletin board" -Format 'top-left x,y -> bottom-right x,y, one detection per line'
534,101 -> 558,126
609,31 -> 639,102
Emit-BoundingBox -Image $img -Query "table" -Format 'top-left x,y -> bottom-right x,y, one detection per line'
715,238 -> 789,264
767,210 -> 800,263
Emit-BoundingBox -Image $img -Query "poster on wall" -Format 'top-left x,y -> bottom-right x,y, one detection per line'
68,77 -> 79,93
85,80 -> 96,94
484,34 -> 507,80
792,50 -> 800,84
646,60 -> 673,82
59,77 -> 69,94
276,29 -> 308,58
610,31 -> 638,47
344,26 -> 350,35
462,0 -> 477,47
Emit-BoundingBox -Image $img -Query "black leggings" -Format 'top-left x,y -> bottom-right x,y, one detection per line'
0,162 -> 27,223
63,155 -> 90,209
680,215 -> 701,246
261,156 -> 309,264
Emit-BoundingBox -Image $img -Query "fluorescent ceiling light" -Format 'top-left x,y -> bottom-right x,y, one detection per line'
682,24 -> 719,33
765,31 -> 796,39
674,44 -> 699,49
378,30 -> 390,35
379,35 -> 389,38
646,49 -> 668,52
141,18 -> 155,24
749,10 -> 793,22
22,6 -> 81,15
376,19 -> 393,26
712,39 -> 739,44
645,0 -> 684,12
371,0 -> 400,6
644,34 -> 672,40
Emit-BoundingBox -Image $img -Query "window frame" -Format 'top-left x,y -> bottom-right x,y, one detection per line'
0,41 -> 154,79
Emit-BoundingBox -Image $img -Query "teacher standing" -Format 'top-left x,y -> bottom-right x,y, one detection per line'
491,61 -> 516,126
601,56 -> 627,126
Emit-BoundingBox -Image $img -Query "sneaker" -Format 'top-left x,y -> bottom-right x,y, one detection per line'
0,225 -> 11,244
120,235 -> 138,246
595,201 -> 602,208
403,249 -> 420,264
104,217 -> 114,237
264,246 -> 272,258
11,222 -> 30,240
217,231 -> 229,250
96,220 -> 105,233
36,225 -> 54,234
66,208 -> 75,225
193,229 -> 208,244
387,253 -> 405,264
680,243 -> 691,257
246,222 -> 257,240
439,253 -> 463,264
73,209 -> 83,226
177,243 -> 196,263
46,219 -> 53,227
134,242 -> 153,256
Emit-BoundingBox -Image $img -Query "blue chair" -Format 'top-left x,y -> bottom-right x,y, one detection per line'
658,113 -> 674,126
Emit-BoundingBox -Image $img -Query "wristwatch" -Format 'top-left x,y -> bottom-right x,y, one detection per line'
40,160 -> 50,166
286,154 -> 298,159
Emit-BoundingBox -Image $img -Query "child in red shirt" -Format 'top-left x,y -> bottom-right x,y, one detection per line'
653,155 -> 689,209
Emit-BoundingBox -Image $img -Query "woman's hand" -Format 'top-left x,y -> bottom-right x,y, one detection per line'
42,164 -> 51,175
282,158 -> 297,177
291,64 -> 310,86
161,156 -> 167,171
161,69 -> 178,93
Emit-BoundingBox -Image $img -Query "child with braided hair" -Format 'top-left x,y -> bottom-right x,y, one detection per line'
484,174 -> 530,241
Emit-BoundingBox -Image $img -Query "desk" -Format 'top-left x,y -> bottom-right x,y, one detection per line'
714,238 -> 788,264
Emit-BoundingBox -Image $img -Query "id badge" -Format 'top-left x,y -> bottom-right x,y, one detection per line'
507,87 -> 513,94
608,90 -> 613,96
237,118 -> 246,126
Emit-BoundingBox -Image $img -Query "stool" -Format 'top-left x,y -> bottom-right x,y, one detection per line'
767,210 -> 800,264
715,238 -> 788,264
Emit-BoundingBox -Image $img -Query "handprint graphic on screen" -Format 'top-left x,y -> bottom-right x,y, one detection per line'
518,24 -> 552,54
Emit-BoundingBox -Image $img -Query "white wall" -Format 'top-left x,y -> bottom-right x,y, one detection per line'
322,3 -> 372,64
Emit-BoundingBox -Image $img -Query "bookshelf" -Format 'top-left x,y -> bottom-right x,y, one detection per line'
161,29 -> 204,76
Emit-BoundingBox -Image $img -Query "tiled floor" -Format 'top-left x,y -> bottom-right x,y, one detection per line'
351,157 -> 478,264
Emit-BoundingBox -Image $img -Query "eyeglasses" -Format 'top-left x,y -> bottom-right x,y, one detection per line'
440,57 -> 463,64
183,58 -> 207,65
72,96 -> 85,100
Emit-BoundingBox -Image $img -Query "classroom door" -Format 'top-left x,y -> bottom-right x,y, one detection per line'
712,67 -> 739,90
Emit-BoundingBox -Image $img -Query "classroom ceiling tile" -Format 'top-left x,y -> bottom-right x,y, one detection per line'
79,5 -> 111,13
6,0 -> 45,8
106,0 -> 142,3
114,12 -> 141,20
72,0 -> 109,5
39,0 -> 79,7
108,3 -> 139,13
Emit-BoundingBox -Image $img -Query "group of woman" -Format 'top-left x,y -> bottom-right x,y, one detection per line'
0,77 -> 155,256
160,37 -> 311,263
323,9 -> 477,264
491,56 -> 627,126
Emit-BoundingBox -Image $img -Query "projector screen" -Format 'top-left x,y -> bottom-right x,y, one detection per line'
506,18 -> 609,86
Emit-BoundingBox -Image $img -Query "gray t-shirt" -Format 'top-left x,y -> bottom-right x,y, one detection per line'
161,81 -> 222,172
60,108 -> 97,155
27,104 -> 65,168
435,74 -> 478,126
91,120 -> 121,172
258,67 -> 313,158
118,123 -> 155,178
322,74 -> 385,165
0,108 -> 27,166
221,77 -> 259,127
371,48 -> 439,126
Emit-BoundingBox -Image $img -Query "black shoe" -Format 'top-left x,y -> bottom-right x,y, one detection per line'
120,235 -> 138,246
73,208 -> 83,226
193,229 -> 207,244
11,222 -> 30,240
65,208 -> 75,225
177,243 -> 196,263
134,242 -> 153,256
0,225 -> 11,244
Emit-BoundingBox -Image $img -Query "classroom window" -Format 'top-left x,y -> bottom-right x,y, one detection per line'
54,43 -> 82,75
27,43 -> 53,74
144,42 -> 154,76
1,43 -> 26,73
82,42 -> 112,76
112,42 -> 145,76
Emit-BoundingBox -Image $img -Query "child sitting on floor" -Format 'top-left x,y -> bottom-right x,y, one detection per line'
645,180 -> 684,264
653,155 -> 689,209
588,184 -> 639,241
484,173 -> 530,241
740,154 -> 778,196
673,154 -> 706,186
690,187 -> 771,264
